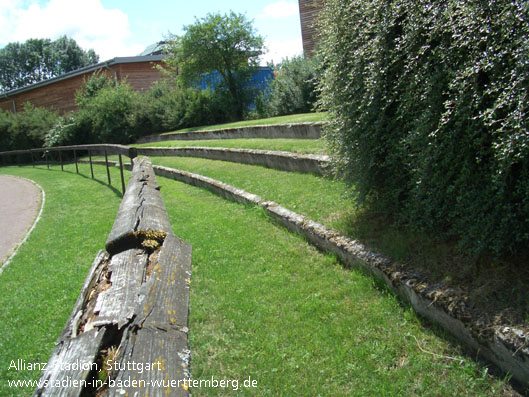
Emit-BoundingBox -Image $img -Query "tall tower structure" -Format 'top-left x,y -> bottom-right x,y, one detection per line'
298,0 -> 323,56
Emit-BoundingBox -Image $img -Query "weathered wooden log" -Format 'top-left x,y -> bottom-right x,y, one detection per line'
105,157 -> 173,256
34,157 -> 191,397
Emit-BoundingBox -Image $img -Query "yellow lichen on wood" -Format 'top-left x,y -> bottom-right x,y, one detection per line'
133,229 -> 167,251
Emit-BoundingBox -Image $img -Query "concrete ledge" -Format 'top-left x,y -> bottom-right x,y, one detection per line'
136,122 -> 323,144
152,164 -> 529,389
138,147 -> 330,176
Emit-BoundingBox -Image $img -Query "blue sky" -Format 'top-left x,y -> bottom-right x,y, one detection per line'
0,0 -> 303,64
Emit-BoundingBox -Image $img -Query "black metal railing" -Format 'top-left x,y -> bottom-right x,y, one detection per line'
0,144 -> 137,195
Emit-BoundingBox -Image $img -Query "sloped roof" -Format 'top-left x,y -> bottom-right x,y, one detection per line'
1,55 -> 166,98
137,41 -> 167,56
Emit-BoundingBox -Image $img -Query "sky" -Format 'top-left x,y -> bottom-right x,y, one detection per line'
0,0 -> 303,65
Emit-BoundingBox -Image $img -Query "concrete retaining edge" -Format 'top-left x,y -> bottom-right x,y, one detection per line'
151,164 -> 529,390
136,122 -> 323,144
137,146 -> 330,176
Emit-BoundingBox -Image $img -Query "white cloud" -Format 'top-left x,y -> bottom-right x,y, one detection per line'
0,0 -> 143,61
260,38 -> 303,65
259,1 -> 299,19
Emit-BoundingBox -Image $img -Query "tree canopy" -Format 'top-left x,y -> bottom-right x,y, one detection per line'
0,36 -> 98,93
163,11 -> 264,119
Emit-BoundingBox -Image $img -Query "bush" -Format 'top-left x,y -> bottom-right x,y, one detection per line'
0,110 -> 15,151
257,56 -> 319,117
83,81 -> 140,143
136,80 -> 234,134
0,103 -> 58,151
46,74 -> 141,146
318,0 -> 529,256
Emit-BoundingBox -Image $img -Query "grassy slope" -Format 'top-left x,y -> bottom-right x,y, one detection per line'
160,112 -> 327,135
149,156 -> 350,228
135,138 -> 328,155
149,156 -> 529,332
158,175 -> 508,396
0,164 -> 510,395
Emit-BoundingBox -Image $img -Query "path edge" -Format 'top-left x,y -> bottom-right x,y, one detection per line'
0,176 -> 45,275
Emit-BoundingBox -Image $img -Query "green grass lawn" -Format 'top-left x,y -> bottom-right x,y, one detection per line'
0,164 -> 126,396
135,138 -> 328,155
149,156 -> 351,229
0,163 -> 514,395
157,175 -> 510,396
148,156 -> 529,330
160,112 -> 327,135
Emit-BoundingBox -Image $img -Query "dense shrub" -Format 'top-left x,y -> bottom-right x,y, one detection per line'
257,56 -> 319,117
136,80 -> 235,134
82,81 -> 140,143
0,110 -> 15,151
46,74 -> 141,146
318,0 -> 529,255
0,103 -> 58,151
45,73 -> 238,147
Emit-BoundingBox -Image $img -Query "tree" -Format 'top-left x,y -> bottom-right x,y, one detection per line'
164,12 -> 264,120
0,36 -> 98,92
258,55 -> 319,117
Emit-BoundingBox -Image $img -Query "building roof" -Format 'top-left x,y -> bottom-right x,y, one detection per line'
1,54 -> 166,98
137,41 -> 167,56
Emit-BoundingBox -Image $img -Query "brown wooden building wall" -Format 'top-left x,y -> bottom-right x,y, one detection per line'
0,60 -> 165,115
298,0 -> 323,56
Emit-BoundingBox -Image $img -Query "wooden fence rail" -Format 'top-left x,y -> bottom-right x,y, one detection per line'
33,157 -> 191,396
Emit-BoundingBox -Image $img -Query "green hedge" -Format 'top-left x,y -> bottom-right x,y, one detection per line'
318,0 -> 529,255
0,103 -> 58,152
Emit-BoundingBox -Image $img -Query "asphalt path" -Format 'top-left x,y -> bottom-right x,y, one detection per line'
0,175 -> 42,264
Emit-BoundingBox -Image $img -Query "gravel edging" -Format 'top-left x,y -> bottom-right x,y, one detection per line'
152,164 -> 529,390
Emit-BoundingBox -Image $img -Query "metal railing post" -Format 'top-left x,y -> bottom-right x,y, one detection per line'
74,149 -> 79,173
119,154 -> 126,196
89,150 -> 94,179
105,150 -> 111,185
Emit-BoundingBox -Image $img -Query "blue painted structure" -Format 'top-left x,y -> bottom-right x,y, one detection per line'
198,66 -> 274,92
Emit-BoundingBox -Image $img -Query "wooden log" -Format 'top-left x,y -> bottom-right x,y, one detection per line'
105,157 -> 173,256
33,328 -> 109,397
134,235 -> 192,330
35,156 -> 191,396
107,327 -> 190,396
92,249 -> 148,330
105,236 -> 192,396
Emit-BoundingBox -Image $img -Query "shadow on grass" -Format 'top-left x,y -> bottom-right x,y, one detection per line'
334,208 -> 529,330
30,163 -> 124,199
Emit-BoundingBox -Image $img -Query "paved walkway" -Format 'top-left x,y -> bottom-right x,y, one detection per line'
0,175 -> 42,264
